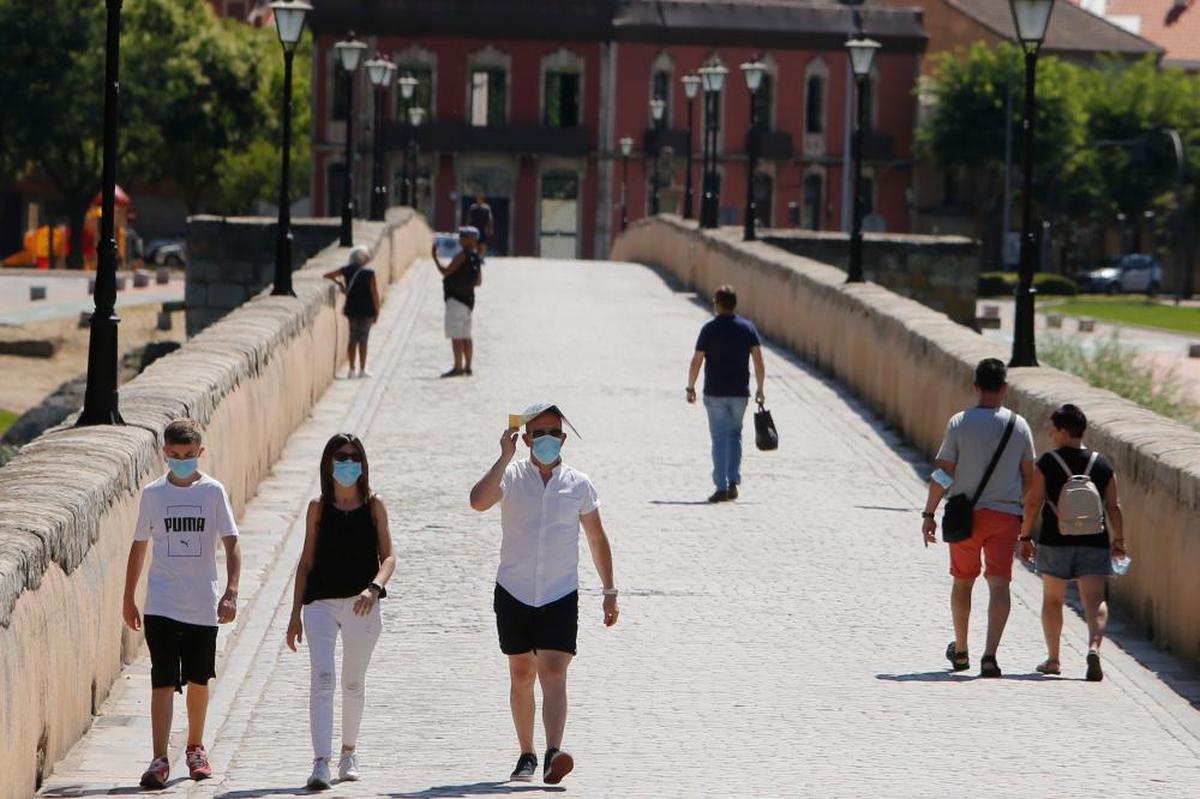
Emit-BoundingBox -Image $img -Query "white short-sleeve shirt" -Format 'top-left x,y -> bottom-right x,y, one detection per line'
134,473 -> 239,627
497,459 -> 601,608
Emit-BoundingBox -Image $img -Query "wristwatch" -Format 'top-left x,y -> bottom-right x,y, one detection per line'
602,588 -> 619,597
921,511 -> 935,519
1018,536 -> 1033,542
368,582 -> 383,595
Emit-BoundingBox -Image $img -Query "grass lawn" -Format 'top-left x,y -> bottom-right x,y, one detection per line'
1045,296 -> 1200,337
0,408 -> 17,437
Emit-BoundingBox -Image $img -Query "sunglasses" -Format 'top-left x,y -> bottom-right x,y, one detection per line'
332,451 -> 363,462
530,429 -> 563,439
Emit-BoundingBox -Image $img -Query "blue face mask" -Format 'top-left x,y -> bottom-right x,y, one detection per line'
166,457 -> 199,480
531,435 -> 563,465
332,460 -> 363,487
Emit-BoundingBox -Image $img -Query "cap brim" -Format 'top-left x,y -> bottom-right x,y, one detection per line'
512,403 -> 581,438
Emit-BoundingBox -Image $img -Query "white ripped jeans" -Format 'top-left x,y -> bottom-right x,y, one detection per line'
302,597 -> 382,760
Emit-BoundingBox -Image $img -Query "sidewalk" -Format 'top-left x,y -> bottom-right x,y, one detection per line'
41,258 -> 1200,798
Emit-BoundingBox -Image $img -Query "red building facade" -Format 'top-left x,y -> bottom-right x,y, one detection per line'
308,1 -> 926,259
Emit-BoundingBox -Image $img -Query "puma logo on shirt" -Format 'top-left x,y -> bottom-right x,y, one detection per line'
165,516 -> 206,532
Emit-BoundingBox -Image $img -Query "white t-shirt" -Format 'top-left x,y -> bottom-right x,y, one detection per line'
497,459 -> 601,608
133,473 -> 239,627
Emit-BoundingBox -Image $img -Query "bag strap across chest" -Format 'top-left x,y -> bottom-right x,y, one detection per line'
970,413 -> 1017,506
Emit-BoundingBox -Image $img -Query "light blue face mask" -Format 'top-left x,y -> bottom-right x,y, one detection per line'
166,457 -> 199,480
531,435 -> 563,465
332,460 -> 363,487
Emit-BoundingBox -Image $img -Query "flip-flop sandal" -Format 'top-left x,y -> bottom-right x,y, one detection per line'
1036,659 -> 1062,675
980,654 -> 1002,678
945,641 -> 969,672
1086,652 -> 1104,682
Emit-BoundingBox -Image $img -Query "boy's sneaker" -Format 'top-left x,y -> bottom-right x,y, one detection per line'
358,369 -> 373,379
337,751 -> 360,781
186,744 -> 212,781
346,368 -> 357,379
543,748 -> 574,785
140,756 -> 170,790
509,753 -> 537,782
307,758 -> 332,791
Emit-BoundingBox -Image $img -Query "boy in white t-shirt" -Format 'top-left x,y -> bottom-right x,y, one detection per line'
122,419 -> 241,789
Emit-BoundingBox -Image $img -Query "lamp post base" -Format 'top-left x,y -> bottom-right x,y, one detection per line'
76,312 -> 125,427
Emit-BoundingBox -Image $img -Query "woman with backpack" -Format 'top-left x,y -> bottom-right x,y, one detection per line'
324,246 -> 382,379
1020,404 -> 1125,682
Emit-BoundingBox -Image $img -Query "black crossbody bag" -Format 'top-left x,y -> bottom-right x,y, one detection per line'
942,415 -> 1016,544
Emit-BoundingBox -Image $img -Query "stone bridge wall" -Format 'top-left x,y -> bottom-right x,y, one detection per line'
0,209 -> 432,799
613,216 -> 1200,669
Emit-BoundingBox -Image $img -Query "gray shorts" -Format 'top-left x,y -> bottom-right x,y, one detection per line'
348,316 -> 373,345
1036,544 -> 1112,580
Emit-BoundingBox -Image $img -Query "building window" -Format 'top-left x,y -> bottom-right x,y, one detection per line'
753,173 -> 772,227
544,71 -> 581,128
652,70 -> 671,131
752,74 -> 771,131
397,67 -> 433,120
470,69 -> 506,127
327,162 -> 346,218
805,75 -> 825,134
803,173 -> 823,230
332,59 -> 349,122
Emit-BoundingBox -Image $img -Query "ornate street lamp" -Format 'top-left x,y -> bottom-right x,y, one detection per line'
649,99 -> 666,215
268,0 -> 311,297
1009,0 -> 1056,367
397,74 -> 419,205
681,74 -> 701,220
407,105 -> 426,211
78,0 -> 126,426
619,136 -> 633,231
740,60 -> 767,242
845,37 -> 879,283
698,64 -> 728,229
333,33 -> 367,247
365,55 -> 397,221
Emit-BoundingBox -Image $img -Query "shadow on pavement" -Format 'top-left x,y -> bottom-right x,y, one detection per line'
386,783 -> 566,797
876,671 -> 1066,683
42,782 -> 187,797
647,499 -> 714,506
215,789 -> 313,798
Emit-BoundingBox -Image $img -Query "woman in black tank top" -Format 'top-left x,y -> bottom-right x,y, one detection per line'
285,434 -> 395,788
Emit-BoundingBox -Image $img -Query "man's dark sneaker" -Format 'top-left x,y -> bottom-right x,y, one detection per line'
509,753 -> 537,782
707,490 -> 730,503
543,748 -> 574,785
727,484 -> 739,500
980,654 -> 1002,678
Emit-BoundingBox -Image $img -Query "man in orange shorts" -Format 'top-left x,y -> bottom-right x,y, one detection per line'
921,358 -> 1035,677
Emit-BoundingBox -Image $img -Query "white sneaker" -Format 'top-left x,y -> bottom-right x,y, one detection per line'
338,751 -> 360,781
358,369 -> 372,379
307,757 -> 332,790
346,368 -> 357,379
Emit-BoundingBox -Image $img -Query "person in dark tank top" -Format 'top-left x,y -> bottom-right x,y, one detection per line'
285,433 -> 395,789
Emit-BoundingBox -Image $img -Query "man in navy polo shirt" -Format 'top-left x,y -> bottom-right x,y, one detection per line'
686,285 -> 766,502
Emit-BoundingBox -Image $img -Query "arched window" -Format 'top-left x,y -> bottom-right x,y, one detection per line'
468,46 -> 510,127
803,172 -> 823,231
805,74 -> 825,134
650,51 -> 674,131
542,48 -> 585,129
753,173 -> 772,227
752,74 -> 772,132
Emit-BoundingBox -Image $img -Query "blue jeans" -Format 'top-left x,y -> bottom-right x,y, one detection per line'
703,395 -> 749,491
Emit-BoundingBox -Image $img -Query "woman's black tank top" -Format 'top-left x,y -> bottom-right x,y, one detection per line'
302,498 -> 386,603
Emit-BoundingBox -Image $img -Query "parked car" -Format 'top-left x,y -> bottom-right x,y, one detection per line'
144,238 -> 187,267
434,232 -> 463,261
1077,253 -> 1162,295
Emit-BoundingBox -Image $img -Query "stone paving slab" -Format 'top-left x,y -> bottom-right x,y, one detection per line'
40,257 -> 1200,798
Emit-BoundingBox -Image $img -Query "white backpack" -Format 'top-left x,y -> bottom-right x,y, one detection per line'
1047,451 -> 1105,536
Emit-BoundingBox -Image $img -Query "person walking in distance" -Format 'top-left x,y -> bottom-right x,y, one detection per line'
466,193 -> 495,260
1021,404 -> 1126,682
122,419 -> 242,789
922,358 -> 1036,678
469,403 -> 619,785
324,246 -> 382,379
686,285 -> 766,502
286,433 -> 395,789
431,226 -> 483,378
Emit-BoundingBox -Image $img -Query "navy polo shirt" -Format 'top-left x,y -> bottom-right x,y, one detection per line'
695,313 -> 761,397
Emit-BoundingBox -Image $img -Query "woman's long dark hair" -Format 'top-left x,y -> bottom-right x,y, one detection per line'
319,433 -> 371,504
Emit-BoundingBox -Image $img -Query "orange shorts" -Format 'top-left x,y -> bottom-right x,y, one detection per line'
949,509 -> 1021,581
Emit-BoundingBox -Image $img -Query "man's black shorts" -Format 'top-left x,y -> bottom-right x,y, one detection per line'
493,584 -> 578,656
144,614 -> 218,693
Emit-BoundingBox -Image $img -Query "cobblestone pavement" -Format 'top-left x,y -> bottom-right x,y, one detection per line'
44,258 -> 1200,798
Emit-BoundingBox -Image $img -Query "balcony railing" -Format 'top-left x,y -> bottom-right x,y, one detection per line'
385,120 -> 590,156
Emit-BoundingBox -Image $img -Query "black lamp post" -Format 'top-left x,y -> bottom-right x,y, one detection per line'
365,55 -> 396,221
267,1 -> 311,297
397,74 -> 418,205
698,64 -> 728,229
681,74 -> 701,220
78,0 -> 126,426
649,99 -> 666,215
333,33 -> 367,247
619,136 -> 633,230
1009,0 -> 1056,367
845,36 -> 879,284
741,60 -> 766,242
407,105 -> 426,211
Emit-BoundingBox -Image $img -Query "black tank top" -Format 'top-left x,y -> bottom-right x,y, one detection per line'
303,498 -> 387,603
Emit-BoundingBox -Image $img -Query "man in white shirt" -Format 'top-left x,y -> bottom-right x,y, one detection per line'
470,403 -> 619,786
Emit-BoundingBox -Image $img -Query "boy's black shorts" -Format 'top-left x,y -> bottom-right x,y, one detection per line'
144,614 -> 218,693
493,584 -> 578,656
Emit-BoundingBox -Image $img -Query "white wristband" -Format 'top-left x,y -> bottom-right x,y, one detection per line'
602,588 -> 619,597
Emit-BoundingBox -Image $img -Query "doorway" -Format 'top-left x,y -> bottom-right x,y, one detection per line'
539,170 -> 578,259
460,195 -> 510,256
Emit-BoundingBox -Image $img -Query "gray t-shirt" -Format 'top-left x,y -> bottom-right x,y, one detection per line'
936,406 -> 1035,516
